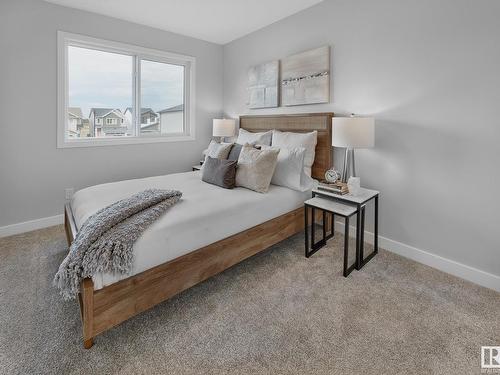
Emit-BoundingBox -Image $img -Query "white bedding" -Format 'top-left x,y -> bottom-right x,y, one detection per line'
71,171 -> 311,290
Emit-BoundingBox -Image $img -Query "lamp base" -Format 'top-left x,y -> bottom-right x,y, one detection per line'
341,148 -> 357,183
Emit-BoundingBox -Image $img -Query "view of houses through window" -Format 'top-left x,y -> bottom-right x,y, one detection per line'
67,46 -> 185,139
141,59 -> 184,135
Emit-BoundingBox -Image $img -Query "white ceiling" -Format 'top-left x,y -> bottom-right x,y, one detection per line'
42,0 -> 323,45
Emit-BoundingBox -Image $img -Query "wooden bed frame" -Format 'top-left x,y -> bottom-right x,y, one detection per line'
64,112 -> 333,348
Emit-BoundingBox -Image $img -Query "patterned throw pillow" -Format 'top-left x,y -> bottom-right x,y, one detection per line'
235,144 -> 280,193
202,141 -> 233,170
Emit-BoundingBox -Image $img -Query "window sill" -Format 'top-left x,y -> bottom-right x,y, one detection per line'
57,134 -> 196,149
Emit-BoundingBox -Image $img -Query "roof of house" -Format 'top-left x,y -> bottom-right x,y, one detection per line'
124,107 -> 155,115
158,104 -> 184,113
68,107 -> 83,118
89,108 -> 124,118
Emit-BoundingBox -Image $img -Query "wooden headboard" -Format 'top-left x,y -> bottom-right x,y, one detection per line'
239,113 -> 334,180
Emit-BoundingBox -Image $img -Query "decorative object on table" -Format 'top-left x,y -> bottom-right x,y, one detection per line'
324,168 -> 341,183
347,177 -> 361,196
332,115 -> 375,182
318,180 -> 349,195
247,60 -> 279,109
213,118 -> 236,143
281,46 -> 330,106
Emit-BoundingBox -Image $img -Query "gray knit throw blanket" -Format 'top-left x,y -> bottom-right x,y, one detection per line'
54,189 -> 182,300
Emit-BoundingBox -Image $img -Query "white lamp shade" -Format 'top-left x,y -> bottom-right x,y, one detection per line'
332,117 -> 375,148
213,119 -> 236,137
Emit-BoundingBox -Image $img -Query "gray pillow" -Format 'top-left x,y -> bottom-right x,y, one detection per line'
202,156 -> 237,189
227,143 -> 243,161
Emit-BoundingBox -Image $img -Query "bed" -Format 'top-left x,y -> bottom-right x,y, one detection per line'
64,112 -> 333,348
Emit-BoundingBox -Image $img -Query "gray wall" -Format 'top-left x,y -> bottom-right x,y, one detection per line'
223,0 -> 500,276
0,0 -> 223,227
1,0 -> 499,280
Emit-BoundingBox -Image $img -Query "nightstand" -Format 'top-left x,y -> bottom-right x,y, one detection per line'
312,187 -> 379,270
304,197 -> 358,276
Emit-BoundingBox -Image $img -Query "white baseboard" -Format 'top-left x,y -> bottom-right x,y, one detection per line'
335,221 -> 500,292
0,214 -> 64,238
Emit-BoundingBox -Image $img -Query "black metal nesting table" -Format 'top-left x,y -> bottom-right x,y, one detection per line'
304,187 -> 379,275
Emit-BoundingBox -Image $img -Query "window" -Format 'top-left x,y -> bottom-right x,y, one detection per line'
57,31 -> 195,148
141,60 -> 184,135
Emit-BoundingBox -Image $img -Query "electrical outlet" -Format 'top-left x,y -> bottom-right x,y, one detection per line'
65,188 -> 74,200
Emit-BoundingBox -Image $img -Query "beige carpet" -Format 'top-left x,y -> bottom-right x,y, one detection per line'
0,225 -> 498,374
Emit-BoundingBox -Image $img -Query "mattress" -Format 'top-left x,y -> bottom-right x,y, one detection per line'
71,171 -> 310,290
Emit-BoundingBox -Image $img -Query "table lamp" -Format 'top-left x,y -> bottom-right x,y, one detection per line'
213,119 -> 236,143
332,116 -> 375,182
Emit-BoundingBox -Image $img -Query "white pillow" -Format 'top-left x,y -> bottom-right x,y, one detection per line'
236,144 -> 279,193
272,130 -> 317,176
236,128 -> 273,146
261,145 -> 314,192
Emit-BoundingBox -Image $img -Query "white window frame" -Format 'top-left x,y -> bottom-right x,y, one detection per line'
57,31 -> 196,148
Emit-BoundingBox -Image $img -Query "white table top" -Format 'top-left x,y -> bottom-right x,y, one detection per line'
305,197 -> 357,217
312,187 -> 379,205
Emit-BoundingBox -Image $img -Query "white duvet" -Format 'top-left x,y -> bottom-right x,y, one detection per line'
71,171 -> 310,290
